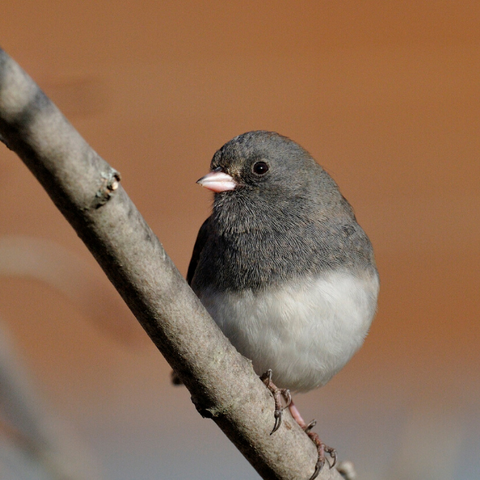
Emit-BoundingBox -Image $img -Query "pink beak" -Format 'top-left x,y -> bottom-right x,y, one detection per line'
197,170 -> 237,193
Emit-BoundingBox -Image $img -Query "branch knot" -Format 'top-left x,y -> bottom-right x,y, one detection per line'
93,169 -> 121,208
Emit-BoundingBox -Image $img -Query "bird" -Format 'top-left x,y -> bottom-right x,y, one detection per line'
186,131 -> 379,478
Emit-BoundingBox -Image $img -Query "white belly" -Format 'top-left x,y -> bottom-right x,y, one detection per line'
197,270 -> 379,392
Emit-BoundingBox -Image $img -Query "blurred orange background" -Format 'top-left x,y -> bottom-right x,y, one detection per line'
1,2 -> 479,479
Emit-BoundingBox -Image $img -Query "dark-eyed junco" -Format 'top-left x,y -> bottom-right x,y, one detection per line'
188,131 -> 379,477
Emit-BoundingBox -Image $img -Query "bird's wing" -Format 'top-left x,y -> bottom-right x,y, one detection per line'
187,216 -> 211,285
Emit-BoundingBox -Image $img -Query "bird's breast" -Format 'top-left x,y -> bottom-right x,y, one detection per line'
196,269 -> 379,392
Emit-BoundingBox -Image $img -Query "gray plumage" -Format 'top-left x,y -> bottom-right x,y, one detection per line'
189,131 -> 376,291
188,131 -> 379,392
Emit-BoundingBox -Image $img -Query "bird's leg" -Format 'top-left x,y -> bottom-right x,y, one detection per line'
289,400 -> 337,480
260,370 -> 336,480
260,369 -> 292,434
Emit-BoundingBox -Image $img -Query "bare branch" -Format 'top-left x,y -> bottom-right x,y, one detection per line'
0,47 -> 343,480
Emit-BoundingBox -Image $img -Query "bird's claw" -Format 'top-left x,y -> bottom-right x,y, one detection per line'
305,419 -> 317,433
326,446 -> 337,469
271,409 -> 282,434
306,427 -> 337,480
260,370 -> 337,479
260,369 -> 291,434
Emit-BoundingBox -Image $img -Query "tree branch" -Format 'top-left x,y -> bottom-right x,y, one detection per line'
0,47 -> 343,480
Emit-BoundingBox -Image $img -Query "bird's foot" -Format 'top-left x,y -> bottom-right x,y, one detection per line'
260,369 -> 292,434
260,370 -> 336,479
289,402 -> 337,480
304,421 -> 337,480
170,370 -> 183,385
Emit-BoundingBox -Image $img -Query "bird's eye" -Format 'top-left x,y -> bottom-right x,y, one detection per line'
252,161 -> 269,175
